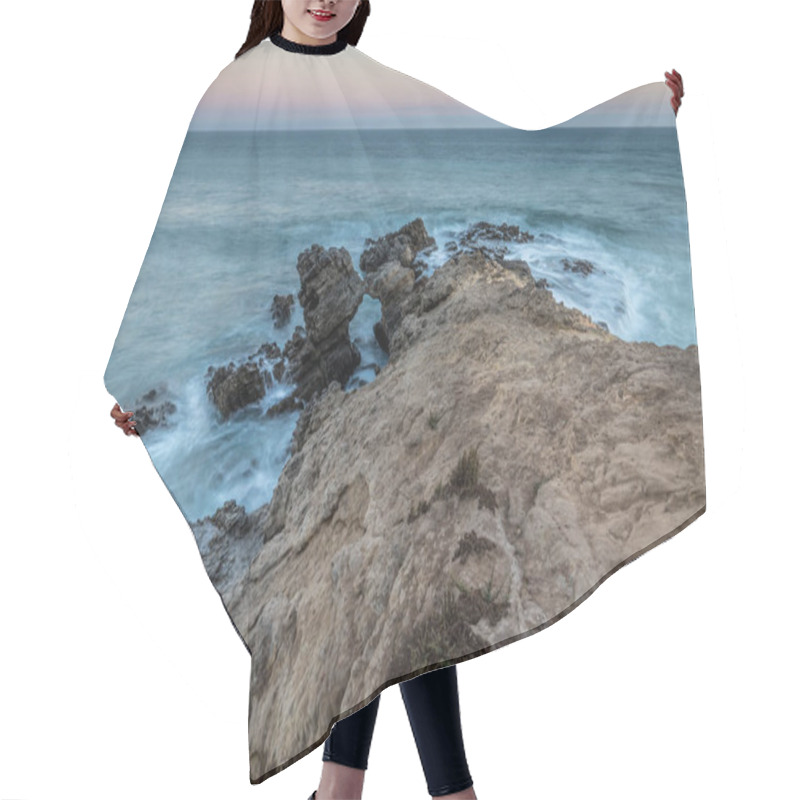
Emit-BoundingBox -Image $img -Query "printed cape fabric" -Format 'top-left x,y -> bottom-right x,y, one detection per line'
104,32 -> 706,784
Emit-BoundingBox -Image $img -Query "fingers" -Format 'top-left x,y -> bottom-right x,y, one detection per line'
119,418 -> 139,436
115,416 -> 138,435
110,402 -> 139,436
664,68 -> 684,116
664,74 -> 678,93
664,75 -> 681,96
664,68 -> 684,96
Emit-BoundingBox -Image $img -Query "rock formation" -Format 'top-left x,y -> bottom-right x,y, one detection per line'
561,257 -> 596,275
284,244 -> 365,403
132,386 -> 177,434
445,220 -> 535,262
206,361 -> 270,421
199,245 -> 705,775
359,216 -> 435,274
191,500 -> 267,599
270,293 -> 294,328
360,218 -> 438,353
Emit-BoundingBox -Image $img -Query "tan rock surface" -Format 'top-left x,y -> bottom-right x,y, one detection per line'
214,250 -> 704,779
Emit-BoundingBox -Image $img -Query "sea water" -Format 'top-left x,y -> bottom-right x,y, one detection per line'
106,126 -> 697,520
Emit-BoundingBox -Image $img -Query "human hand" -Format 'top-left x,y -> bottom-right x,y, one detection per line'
665,69 -> 684,116
110,402 -> 139,436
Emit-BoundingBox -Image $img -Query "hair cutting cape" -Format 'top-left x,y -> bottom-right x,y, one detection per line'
104,31 -> 705,784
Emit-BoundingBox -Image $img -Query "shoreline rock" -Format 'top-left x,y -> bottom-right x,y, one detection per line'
207,361 -> 271,421
284,244 -> 365,404
212,247 -> 704,775
561,257 -> 596,275
132,386 -> 177,435
359,217 -> 436,274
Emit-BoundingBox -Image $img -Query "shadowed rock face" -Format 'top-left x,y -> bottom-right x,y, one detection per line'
202,243 -> 367,420
359,217 -> 435,274
202,247 -> 704,777
561,257 -> 596,275
359,218 -> 437,354
191,500 -> 267,599
363,259 -> 417,354
207,361 -> 270,421
131,386 -> 177,434
270,293 -> 294,328
448,220 -> 536,263
285,243 -> 365,403
205,343 -> 284,421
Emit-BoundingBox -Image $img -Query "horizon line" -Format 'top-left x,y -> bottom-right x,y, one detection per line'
187,123 -> 676,133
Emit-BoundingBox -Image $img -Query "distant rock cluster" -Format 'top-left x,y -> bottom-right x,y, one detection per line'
134,219 -> 604,431
561,257 -> 596,275
131,386 -> 177,434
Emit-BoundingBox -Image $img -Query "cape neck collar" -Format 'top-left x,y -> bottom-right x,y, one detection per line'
269,31 -> 348,56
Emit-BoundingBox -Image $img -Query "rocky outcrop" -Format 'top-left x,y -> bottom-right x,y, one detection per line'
207,362 -> 270,420
363,258 -> 418,354
361,218 -> 448,354
206,342 -> 284,421
132,386 -> 177,435
444,220 -> 535,262
359,217 -> 435,274
206,243 -> 366,419
270,293 -> 294,328
212,248 -> 705,777
284,244 -> 365,403
190,500 -> 268,598
561,257 -> 596,275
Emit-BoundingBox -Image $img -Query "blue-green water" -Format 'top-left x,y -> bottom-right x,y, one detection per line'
106,126 -> 697,520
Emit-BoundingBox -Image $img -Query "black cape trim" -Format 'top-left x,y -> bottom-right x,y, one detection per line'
269,31 -> 348,56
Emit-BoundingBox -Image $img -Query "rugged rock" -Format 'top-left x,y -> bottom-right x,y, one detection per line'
284,244 -> 365,403
446,220 -> 535,262
360,219 -> 443,354
363,258 -> 417,354
190,500 -> 268,598
253,342 -> 282,361
213,248 -> 705,776
205,339 -> 285,421
561,257 -> 596,275
131,386 -> 177,435
460,220 -> 534,245
265,394 -> 304,418
270,293 -> 294,328
359,217 -> 436,274
207,361 -> 270,421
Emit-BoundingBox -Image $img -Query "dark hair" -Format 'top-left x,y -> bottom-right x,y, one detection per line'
236,1 -> 371,59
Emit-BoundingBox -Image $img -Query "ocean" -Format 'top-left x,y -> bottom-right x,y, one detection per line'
106,125 -> 697,520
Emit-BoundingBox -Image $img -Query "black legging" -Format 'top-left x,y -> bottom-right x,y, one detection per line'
323,664 -> 474,797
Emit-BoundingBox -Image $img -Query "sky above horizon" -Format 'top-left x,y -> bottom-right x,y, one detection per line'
188,44 -> 674,132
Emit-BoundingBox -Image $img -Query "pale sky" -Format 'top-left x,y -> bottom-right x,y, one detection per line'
188,40 -> 674,132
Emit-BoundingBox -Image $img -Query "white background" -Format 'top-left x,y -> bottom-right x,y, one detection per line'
2,1 -> 797,798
